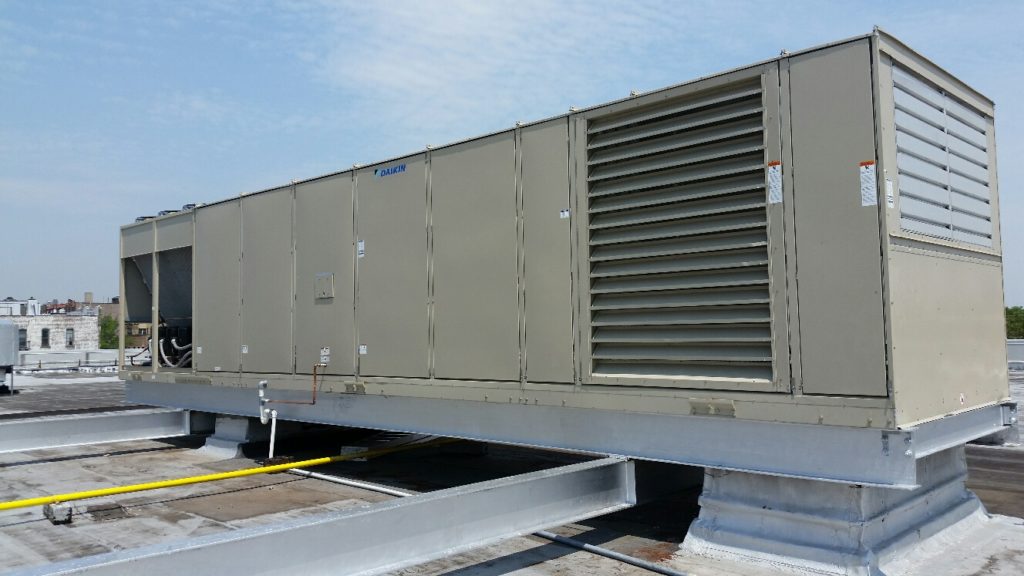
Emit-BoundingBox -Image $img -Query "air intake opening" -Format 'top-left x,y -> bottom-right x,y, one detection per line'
891,65 -> 993,248
586,79 -> 772,383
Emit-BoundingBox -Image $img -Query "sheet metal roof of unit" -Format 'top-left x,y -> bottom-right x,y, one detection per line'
123,27 -> 990,229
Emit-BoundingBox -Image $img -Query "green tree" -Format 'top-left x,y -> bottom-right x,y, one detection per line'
99,315 -> 118,349
1008,307 -> 1024,339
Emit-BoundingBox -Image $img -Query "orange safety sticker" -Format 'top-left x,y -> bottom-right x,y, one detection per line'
859,160 -> 876,167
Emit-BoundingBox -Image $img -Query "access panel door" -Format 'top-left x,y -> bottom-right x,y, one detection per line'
355,157 -> 430,378
294,174 -> 355,376
430,134 -> 520,381
240,188 -> 294,374
787,39 -> 887,396
194,200 -> 241,373
522,120 -> 575,384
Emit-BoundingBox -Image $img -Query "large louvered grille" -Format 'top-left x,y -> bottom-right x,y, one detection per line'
585,80 -> 772,382
892,65 -> 993,247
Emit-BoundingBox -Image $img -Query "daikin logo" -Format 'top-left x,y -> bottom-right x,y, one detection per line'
374,164 -> 406,178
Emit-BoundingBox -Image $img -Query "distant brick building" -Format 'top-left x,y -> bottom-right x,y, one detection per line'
11,315 -> 99,351
0,295 -> 100,351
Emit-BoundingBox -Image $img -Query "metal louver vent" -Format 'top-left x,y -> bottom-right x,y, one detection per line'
892,65 -> 993,247
585,79 -> 772,382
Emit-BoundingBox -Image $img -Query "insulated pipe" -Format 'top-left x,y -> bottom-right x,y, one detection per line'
0,438 -> 456,512
170,338 -> 192,352
172,350 -> 192,368
288,470 -> 690,576
157,338 -> 173,368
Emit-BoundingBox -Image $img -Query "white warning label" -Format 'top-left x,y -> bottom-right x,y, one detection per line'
885,178 -> 895,209
859,161 -> 878,207
767,161 -> 782,204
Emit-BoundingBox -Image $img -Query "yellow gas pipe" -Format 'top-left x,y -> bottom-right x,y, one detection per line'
0,438 -> 454,512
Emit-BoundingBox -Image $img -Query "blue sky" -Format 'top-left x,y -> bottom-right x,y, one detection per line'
0,0 -> 1021,305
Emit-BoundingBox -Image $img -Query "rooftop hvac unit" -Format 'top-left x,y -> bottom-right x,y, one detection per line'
117,30 -> 1011,487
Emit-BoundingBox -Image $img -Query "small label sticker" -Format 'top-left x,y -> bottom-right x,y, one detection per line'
196,346 -> 203,354
241,345 -> 248,354
357,240 -> 365,258
767,161 -> 782,204
358,344 -> 368,355
320,346 -> 331,364
885,178 -> 895,209
859,161 -> 878,207
559,209 -> 570,219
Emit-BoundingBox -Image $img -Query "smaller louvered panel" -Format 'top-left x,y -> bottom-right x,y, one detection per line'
588,118 -> 763,167
585,79 -> 772,384
591,287 -> 770,310
588,136 -> 764,182
589,156 -> 764,198
593,362 -> 772,380
892,65 -> 993,247
591,305 -> 771,327
590,230 -> 766,263
590,210 -> 766,247
591,267 -> 769,295
592,325 -> 770,344
589,173 -> 765,214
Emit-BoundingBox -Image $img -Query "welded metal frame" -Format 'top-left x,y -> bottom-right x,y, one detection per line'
127,380 -> 1013,488
0,408 -> 191,454
10,456 -> 635,576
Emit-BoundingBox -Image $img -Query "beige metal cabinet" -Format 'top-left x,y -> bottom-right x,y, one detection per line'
240,188 -> 293,374
121,30 -> 1010,433
122,225 -> 153,259
156,213 -> 193,252
294,174 -> 356,376
430,133 -> 520,381
521,120 -> 575,384
787,40 -> 888,396
194,200 -> 241,373
355,157 -> 430,378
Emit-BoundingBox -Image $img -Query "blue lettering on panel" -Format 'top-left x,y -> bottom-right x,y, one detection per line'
374,163 -> 406,178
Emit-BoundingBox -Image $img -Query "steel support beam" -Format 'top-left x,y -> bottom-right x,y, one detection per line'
11,457 -> 635,576
0,408 -> 190,454
910,402 -> 1018,457
128,380 -> 1015,488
